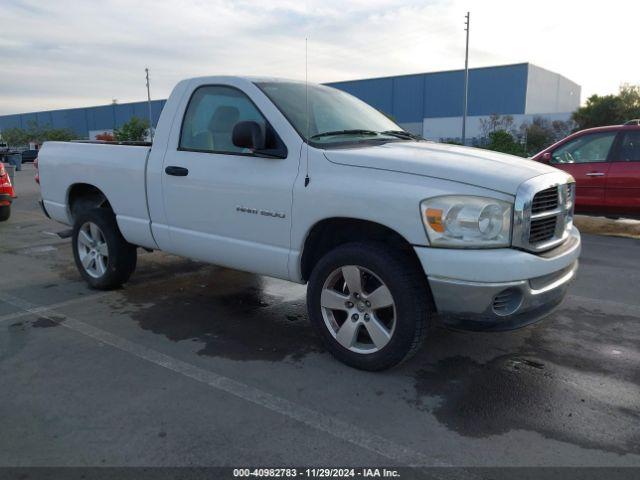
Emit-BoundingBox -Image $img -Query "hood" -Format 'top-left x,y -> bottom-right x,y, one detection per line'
324,141 -> 562,194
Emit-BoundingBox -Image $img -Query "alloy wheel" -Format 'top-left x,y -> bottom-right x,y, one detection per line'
320,265 -> 396,354
77,221 -> 109,278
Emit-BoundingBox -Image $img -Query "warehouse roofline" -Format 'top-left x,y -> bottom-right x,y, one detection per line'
0,98 -> 167,118
325,62 -> 529,85
326,62 -> 573,85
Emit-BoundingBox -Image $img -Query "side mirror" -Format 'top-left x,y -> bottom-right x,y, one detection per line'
232,121 -> 266,151
541,152 -> 552,163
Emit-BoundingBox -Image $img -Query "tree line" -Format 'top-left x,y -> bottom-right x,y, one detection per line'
0,116 -> 150,146
0,122 -> 76,147
446,83 -> 640,156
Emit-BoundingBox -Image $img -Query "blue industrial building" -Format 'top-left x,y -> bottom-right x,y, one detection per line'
0,63 -> 580,143
0,99 -> 166,141
328,63 -> 580,140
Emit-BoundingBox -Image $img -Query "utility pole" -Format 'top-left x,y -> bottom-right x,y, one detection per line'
461,11 -> 470,145
145,68 -> 154,141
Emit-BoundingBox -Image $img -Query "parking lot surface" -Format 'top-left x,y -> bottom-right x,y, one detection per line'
1,164 -> 639,467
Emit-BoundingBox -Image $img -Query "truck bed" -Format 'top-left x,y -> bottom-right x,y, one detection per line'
38,141 -> 154,247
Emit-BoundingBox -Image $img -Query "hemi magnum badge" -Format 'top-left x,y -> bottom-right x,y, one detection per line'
236,206 -> 285,219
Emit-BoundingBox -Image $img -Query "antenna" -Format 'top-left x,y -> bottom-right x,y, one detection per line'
304,37 -> 310,187
145,68 -> 154,141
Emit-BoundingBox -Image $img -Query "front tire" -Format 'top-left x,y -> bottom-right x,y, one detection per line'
307,242 -> 432,371
0,205 -> 10,222
72,208 -> 137,290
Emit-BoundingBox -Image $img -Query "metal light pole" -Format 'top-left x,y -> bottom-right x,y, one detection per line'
145,68 -> 154,141
461,12 -> 470,145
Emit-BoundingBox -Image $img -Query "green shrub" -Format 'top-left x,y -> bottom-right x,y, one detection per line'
114,116 -> 149,142
485,130 -> 526,157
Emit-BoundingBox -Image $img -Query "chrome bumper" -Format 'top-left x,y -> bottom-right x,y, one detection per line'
428,260 -> 577,331
415,228 -> 581,331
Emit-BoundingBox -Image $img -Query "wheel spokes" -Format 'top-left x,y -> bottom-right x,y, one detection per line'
78,230 -> 93,248
89,223 -> 101,242
81,252 -> 93,269
364,317 -> 391,349
77,222 -> 109,279
95,256 -> 107,276
96,242 -> 108,257
321,289 -> 349,311
336,320 -> 359,349
365,285 -> 393,310
341,266 -> 363,294
320,264 -> 396,354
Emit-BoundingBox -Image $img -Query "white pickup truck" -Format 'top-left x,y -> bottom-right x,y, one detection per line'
38,76 -> 581,370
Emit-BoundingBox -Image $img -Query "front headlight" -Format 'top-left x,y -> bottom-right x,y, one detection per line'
420,196 -> 512,248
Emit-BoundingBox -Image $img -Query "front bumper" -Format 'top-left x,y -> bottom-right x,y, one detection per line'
415,227 -> 581,331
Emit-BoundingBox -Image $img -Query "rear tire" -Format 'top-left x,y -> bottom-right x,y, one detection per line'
72,208 -> 137,290
0,205 -> 10,222
307,242 -> 432,371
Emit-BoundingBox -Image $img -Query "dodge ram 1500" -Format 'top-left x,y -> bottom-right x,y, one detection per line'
38,76 -> 581,370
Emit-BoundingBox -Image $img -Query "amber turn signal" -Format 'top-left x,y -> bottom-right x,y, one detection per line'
425,208 -> 444,232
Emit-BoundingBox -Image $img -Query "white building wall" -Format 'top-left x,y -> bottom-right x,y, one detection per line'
417,64 -> 580,143
398,122 -> 423,136
525,64 -> 580,115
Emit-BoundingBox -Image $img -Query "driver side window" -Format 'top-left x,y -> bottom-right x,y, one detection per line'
180,86 -> 267,154
551,132 -> 616,164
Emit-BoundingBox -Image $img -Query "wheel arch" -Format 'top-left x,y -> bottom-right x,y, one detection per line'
66,183 -> 113,221
299,217 -> 424,283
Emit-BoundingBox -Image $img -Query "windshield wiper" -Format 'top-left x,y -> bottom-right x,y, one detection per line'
310,129 -> 379,140
379,130 -> 424,140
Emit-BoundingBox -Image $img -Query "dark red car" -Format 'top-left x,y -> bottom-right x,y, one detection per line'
531,120 -> 640,219
0,162 -> 16,221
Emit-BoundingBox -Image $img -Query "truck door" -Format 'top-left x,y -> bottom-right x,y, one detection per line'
160,85 -> 299,279
549,131 -> 616,214
606,129 -> 640,217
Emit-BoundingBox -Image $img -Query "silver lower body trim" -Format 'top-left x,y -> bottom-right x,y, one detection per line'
428,260 -> 578,331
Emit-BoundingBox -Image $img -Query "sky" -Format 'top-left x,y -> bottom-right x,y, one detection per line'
0,0 -> 638,115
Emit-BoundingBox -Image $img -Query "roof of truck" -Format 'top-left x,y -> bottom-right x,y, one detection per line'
187,75 -> 314,85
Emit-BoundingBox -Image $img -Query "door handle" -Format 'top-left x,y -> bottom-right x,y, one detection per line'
585,172 -> 605,177
165,166 -> 189,176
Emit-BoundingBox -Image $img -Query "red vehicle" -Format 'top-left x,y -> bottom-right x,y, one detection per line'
0,162 -> 16,221
531,120 -> 640,219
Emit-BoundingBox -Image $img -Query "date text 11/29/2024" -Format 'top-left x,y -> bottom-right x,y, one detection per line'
233,468 -> 400,478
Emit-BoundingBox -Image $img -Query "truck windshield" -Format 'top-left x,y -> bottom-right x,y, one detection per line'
256,81 -> 411,146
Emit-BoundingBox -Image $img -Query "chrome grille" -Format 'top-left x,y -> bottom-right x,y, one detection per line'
566,183 -> 575,207
529,216 -> 557,243
513,173 -> 576,253
531,186 -> 559,214
529,185 -> 561,244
